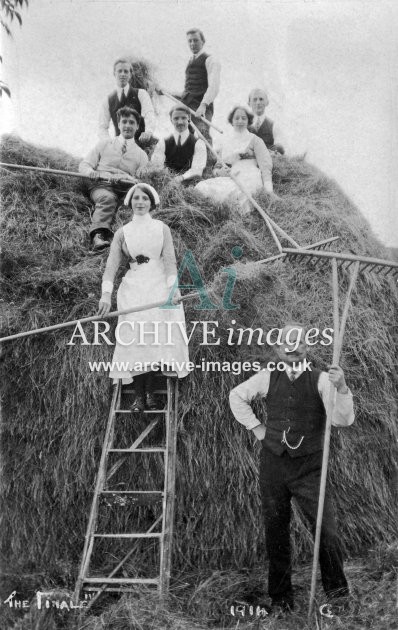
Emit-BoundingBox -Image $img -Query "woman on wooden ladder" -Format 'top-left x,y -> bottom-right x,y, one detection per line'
97,183 -> 189,411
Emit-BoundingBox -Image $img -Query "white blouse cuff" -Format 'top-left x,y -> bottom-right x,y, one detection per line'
101,280 -> 114,294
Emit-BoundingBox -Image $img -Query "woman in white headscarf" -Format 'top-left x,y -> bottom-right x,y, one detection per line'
97,183 -> 189,411
195,104 -> 274,214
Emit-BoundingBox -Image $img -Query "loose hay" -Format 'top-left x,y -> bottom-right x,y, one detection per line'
0,135 -> 397,600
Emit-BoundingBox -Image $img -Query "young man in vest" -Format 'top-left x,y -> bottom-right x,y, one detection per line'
150,104 -> 206,185
248,88 -> 285,155
98,58 -> 156,145
80,107 -> 148,251
179,28 -> 221,145
229,323 -> 354,616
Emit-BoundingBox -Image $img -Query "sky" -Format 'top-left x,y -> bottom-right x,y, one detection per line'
1,0 -> 397,247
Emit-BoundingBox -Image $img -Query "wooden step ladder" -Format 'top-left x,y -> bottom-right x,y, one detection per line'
73,372 -> 179,606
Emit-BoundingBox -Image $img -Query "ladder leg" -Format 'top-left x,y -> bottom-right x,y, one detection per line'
73,381 -> 121,603
159,376 -> 178,598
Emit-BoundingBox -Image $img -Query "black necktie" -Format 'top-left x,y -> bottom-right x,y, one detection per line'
120,89 -> 127,106
177,135 -> 182,147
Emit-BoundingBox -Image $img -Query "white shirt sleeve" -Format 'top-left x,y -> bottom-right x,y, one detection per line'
182,138 -> 207,180
79,141 -> 104,175
272,120 -> 286,151
317,372 -> 355,427
150,138 -> 166,168
202,55 -> 221,106
252,135 -> 273,192
98,98 -> 112,140
138,89 -> 156,134
229,370 -> 271,430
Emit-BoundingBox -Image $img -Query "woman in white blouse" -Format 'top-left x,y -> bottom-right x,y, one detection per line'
195,104 -> 274,214
97,183 -> 189,411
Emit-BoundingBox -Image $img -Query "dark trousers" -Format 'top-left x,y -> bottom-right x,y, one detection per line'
259,449 -> 348,604
133,371 -> 156,396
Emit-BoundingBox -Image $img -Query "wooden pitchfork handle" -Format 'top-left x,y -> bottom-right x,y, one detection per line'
308,259 -> 360,620
159,90 -> 224,134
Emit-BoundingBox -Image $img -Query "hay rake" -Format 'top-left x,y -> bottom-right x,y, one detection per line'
283,247 -> 398,278
0,161 -> 138,186
278,249 -> 397,620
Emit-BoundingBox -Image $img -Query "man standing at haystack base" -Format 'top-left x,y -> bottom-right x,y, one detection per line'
80,107 -> 148,252
179,28 -> 221,144
98,58 -> 156,144
229,323 -> 354,615
150,104 -> 206,185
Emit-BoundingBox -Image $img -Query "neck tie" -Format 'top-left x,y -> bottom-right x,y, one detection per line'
177,135 -> 182,147
120,89 -> 127,106
121,140 -> 127,155
288,369 -> 296,382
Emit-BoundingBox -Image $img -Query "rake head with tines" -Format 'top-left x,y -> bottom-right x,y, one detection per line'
282,248 -> 398,278
257,236 -> 340,266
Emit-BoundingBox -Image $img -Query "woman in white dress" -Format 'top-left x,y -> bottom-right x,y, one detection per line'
195,105 -> 274,214
97,183 -> 189,411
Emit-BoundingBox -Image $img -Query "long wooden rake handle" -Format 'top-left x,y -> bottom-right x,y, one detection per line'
308,259 -> 360,620
0,161 -> 137,186
186,118 -> 300,252
0,293 -> 197,343
160,90 -> 224,134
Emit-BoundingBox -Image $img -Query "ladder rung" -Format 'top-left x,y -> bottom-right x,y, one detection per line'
84,587 -> 157,592
115,409 -> 167,414
108,448 -> 165,453
162,370 -> 178,378
83,577 -> 159,584
123,389 -> 167,395
100,490 -> 163,494
94,533 -> 161,538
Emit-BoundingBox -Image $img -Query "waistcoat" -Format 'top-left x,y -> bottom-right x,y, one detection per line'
108,87 -> 144,138
249,117 -> 275,149
165,133 -> 197,173
263,368 -> 326,458
182,53 -> 209,108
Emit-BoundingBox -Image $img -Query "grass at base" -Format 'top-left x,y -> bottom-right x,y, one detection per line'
3,545 -> 397,630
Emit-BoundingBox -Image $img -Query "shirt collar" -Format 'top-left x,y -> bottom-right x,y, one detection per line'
173,129 -> 190,144
117,135 -> 136,148
192,48 -> 206,60
117,85 -> 129,99
283,361 -> 308,379
254,112 -> 266,126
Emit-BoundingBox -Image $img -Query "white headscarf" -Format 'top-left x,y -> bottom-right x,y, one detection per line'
124,183 -> 160,208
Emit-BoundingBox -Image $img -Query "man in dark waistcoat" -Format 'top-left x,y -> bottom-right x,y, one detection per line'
248,88 -> 285,155
150,104 -> 206,185
179,28 -> 220,145
229,323 -> 354,615
98,58 -> 156,145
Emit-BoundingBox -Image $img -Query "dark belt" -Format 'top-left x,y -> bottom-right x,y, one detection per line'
131,255 -> 149,265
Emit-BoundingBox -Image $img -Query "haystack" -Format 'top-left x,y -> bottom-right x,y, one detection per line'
1,133 -> 397,597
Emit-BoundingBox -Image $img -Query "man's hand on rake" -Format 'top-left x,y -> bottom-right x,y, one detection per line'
327,365 -> 349,394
